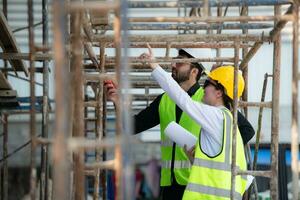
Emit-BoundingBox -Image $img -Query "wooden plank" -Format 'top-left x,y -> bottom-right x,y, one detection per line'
0,72 -> 12,90
0,11 -> 28,76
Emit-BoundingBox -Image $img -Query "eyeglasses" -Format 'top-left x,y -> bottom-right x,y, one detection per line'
203,79 -> 219,88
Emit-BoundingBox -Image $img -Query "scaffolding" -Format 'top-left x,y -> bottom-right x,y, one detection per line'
0,0 -> 300,200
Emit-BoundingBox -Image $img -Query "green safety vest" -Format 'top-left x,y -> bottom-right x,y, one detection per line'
158,87 -> 204,186
182,108 -> 247,200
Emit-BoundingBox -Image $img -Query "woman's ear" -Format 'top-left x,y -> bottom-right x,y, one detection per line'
216,89 -> 223,99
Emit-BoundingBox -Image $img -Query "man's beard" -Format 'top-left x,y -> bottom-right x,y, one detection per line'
172,68 -> 191,83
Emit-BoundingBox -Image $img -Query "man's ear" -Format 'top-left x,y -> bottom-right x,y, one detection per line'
191,67 -> 198,77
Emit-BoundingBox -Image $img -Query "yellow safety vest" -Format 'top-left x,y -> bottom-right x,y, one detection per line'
182,108 -> 247,200
158,88 -> 204,186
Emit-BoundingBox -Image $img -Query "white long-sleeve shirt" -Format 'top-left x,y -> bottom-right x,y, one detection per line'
152,66 -> 225,156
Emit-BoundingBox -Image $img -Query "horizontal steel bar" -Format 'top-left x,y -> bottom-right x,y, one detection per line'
128,0 -> 292,8
95,23 -> 273,31
0,53 -> 52,61
85,160 -> 115,170
239,101 -> 272,108
68,137 -> 141,151
67,2 -> 119,12
104,56 -> 236,63
0,53 -> 236,63
84,74 -> 115,82
93,34 -> 270,43
128,15 -> 294,23
99,42 -> 251,49
237,170 -> 272,178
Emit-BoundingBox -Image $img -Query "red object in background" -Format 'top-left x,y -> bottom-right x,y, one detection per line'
104,80 -> 117,88
104,80 -> 116,89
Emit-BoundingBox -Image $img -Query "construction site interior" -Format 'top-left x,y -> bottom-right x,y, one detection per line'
1,0 -> 300,200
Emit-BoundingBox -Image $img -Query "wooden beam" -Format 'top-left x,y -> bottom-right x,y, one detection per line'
0,11 -> 28,76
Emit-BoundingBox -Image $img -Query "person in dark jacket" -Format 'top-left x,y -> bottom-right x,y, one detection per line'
105,48 -> 255,200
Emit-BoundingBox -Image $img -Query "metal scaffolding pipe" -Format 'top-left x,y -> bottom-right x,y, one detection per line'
1,3 -> 8,197
27,0 -> 37,199
241,5 -> 249,119
230,40 -> 240,200
67,1 -> 118,12
239,41 -> 263,70
238,100 -> 272,108
85,160 -> 115,170
102,42 -> 251,49
52,0 -> 71,199
93,44 -> 106,200
2,114 -> 8,200
253,74 -> 270,171
71,10 -> 85,200
96,23 -> 273,31
84,42 -> 99,68
291,3 -> 299,200
113,5 -> 123,199
128,15 -> 293,23
269,5 -> 294,41
119,0 -> 135,198
237,170 -> 272,178
127,0 -> 292,8
270,5 -> 281,200
94,34 -> 270,43
40,0 -> 50,199
101,80 -> 108,200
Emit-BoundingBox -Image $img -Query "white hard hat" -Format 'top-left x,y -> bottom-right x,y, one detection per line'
178,48 -> 214,73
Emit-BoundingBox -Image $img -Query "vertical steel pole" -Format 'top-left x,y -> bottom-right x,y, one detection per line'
241,6 -> 249,117
40,0 -> 49,199
114,0 -> 134,198
114,5 -> 123,199
270,5 -> 281,200
1,2 -> 8,199
71,10 -> 85,200
291,3 -> 299,200
230,40 -> 240,200
2,114 -> 8,200
94,43 -> 105,200
203,0 -> 209,18
101,90 -> 107,200
28,0 -> 37,199
216,6 -> 222,66
120,0 -> 134,199
52,0 -> 71,199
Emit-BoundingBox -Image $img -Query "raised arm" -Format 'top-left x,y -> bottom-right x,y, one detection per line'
141,44 -> 223,133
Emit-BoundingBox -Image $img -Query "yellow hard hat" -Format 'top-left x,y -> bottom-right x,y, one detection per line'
207,66 -> 245,100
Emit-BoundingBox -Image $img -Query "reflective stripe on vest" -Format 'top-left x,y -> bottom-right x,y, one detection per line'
161,160 -> 191,169
183,108 -> 247,199
186,183 -> 242,199
193,158 -> 247,181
